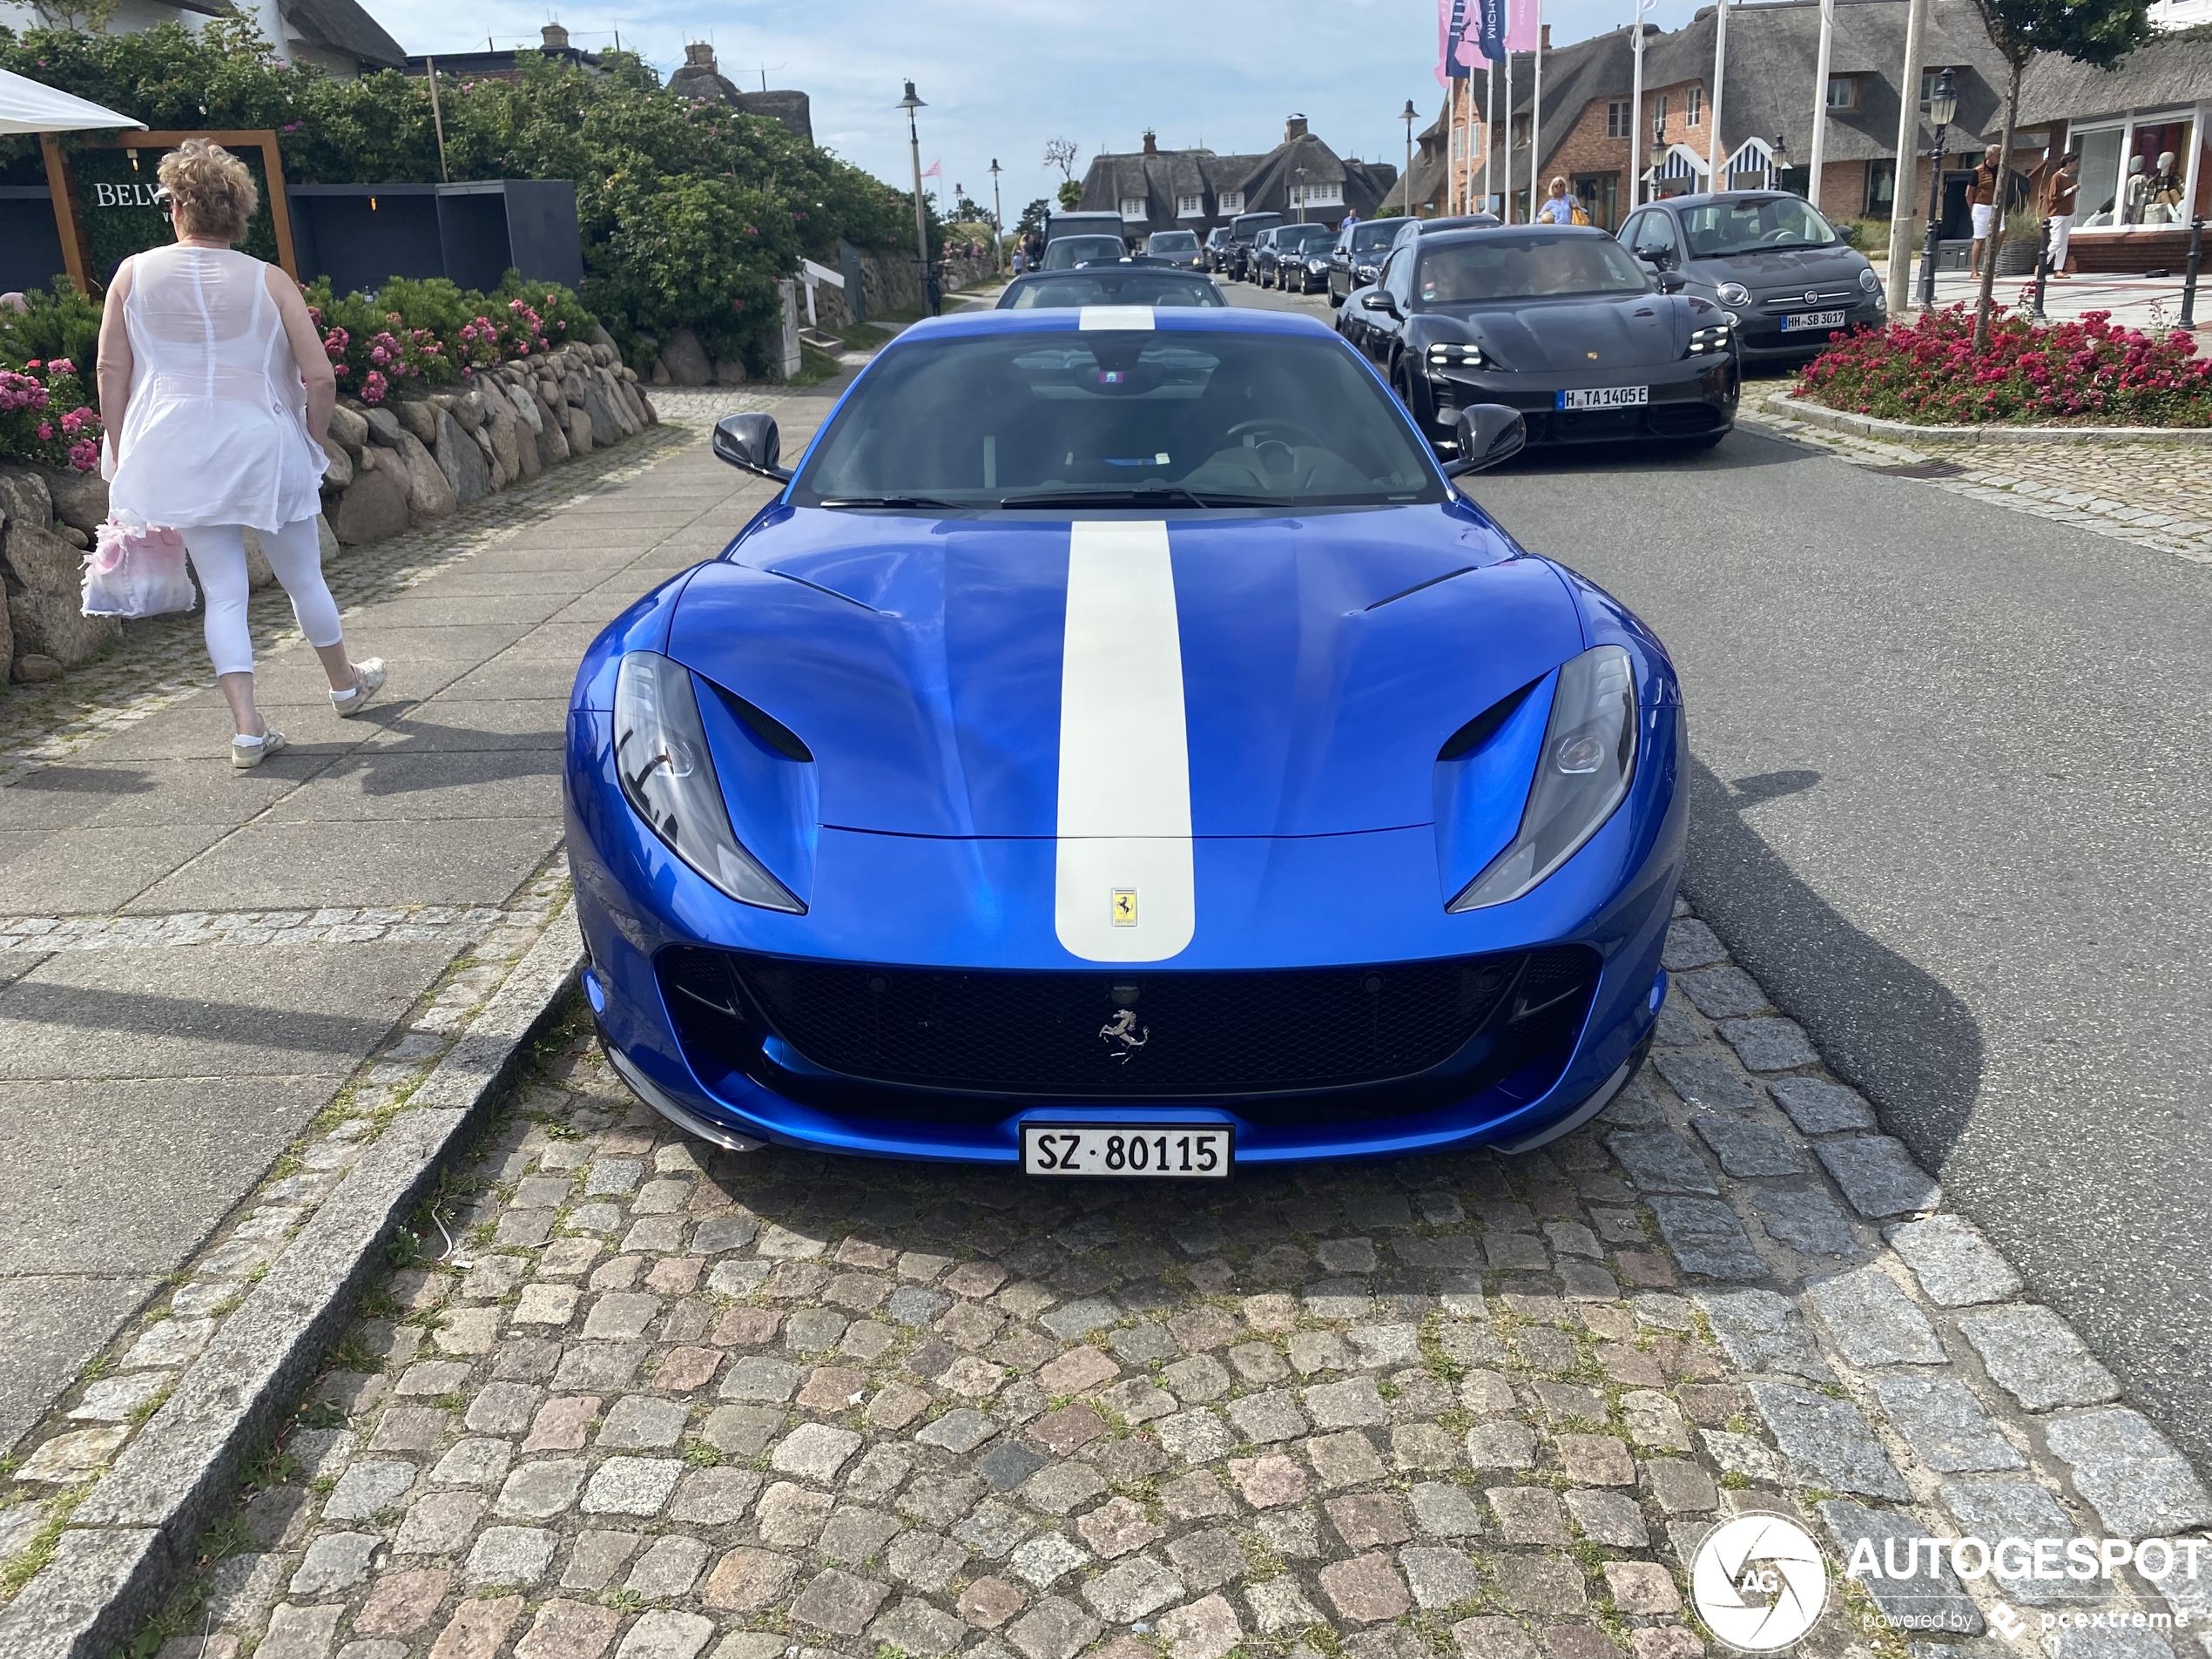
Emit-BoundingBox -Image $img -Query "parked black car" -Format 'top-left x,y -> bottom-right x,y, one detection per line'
1328,219 -> 1406,308
995,268 -> 1226,307
1337,214 -> 1506,350
1616,191 -> 1883,368
1204,226 -> 1236,272
1143,229 -> 1207,271
1346,225 -> 1738,449
1258,221 -> 1339,292
1223,211 -> 1285,280
1042,234 -> 1130,270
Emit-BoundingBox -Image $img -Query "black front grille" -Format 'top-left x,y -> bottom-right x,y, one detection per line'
659,946 -> 1596,1104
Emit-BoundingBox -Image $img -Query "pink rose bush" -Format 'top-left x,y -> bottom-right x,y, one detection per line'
1796,305 -> 2212,427
0,360 -> 103,471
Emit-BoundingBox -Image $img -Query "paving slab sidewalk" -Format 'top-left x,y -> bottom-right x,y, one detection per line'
0,385 -> 839,1477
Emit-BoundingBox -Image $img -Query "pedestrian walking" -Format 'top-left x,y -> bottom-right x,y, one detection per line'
1968,145 -> 2002,277
96,138 -> 384,769
2042,150 -> 2079,279
1536,176 -> 1585,225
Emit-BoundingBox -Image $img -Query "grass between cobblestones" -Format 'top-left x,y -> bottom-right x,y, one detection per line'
38,900 -> 2197,1659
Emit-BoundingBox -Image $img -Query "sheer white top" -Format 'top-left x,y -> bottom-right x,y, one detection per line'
109,246 -> 327,532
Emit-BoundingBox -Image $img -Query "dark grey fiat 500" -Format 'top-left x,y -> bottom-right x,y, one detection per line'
1617,192 -> 1885,369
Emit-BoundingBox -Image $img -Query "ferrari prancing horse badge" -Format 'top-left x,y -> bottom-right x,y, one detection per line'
1110,888 -> 1138,927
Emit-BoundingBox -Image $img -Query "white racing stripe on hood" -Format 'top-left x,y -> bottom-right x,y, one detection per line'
1055,519 -> 1195,962
1079,305 -> 1156,331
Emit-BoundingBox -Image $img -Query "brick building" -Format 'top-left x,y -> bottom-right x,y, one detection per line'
1417,0 -> 2010,234
1076,117 -> 1399,241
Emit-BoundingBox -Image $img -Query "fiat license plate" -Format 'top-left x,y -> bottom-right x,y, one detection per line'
1022,1124 -> 1232,1178
1781,309 -> 1847,331
1555,386 -> 1648,410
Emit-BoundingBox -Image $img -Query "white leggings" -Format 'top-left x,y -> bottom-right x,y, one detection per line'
181,519 -> 342,678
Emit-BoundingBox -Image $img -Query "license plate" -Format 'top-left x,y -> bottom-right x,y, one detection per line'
1781,309 -> 1847,331
1555,385 -> 1649,410
1022,1123 -> 1232,1178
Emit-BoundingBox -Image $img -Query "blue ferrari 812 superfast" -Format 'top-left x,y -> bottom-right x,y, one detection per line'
566,306 -> 1684,1176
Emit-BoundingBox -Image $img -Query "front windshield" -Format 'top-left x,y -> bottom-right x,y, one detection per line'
1043,236 -> 1127,269
794,330 -> 1446,510
1681,197 -> 1838,257
1148,231 -> 1198,251
1278,226 -> 1333,250
1004,273 -> 1224,308
1417,233 -> 1651,303
1350,221 -> 1400,253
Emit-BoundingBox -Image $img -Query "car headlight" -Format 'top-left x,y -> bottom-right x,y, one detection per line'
1427,341 -> 1486,368
1356,264 -> 1378,280
1858,266 -> 1880,293
1448,644 -> 1636,912
1308,257 -> 1329,272
614,651 -> 804,913
1716,281 -> 1752,307
1687,320 -> 1734,354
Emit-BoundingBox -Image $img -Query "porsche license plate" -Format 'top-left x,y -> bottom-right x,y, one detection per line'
1555,386 -> 1649,410
1781,309 -> 1847,331
1022,1124 -> 1232,1178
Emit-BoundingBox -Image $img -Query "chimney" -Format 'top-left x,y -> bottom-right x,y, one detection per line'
1143,129 -> 1157,156
1541,23 -> 1551,48
1285,113 -> 1309,142
541,21 -> 570,50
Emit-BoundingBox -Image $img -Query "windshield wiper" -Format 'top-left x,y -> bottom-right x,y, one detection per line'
814,495 -> 967,509
1000,485 -> 1253,509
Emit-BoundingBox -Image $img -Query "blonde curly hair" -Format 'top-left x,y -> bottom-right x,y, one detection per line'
158,138 -> 257,244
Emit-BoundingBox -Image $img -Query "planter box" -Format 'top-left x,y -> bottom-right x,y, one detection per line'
2070,227 -> 2195,275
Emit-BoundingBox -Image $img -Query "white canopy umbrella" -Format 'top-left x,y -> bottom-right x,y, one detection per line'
0,65 -> 145,136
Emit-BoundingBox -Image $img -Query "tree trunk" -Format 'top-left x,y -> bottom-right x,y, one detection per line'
1972,57 -> 2026,351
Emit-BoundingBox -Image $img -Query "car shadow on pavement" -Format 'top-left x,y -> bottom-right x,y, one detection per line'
1474,425 -> 1800,481
1679,750 -> 1985,1172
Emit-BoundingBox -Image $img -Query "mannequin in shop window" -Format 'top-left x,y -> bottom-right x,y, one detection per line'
2145,151 -> 2183,224
2123,153 -> 2151,224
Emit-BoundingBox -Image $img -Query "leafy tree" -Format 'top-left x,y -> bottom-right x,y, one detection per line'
0,23 -> 914,373
1965,0 -> 2151,348
1056,179 -> 1082,210
1015,197 -> 1049,239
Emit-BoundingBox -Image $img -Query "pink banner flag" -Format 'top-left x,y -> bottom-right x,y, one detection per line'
921,159 -> 941,179
1505,0 -> 1539,54
1437,0 -> 1453,83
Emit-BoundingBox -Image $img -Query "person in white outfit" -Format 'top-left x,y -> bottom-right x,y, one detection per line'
96,138 -> 386,768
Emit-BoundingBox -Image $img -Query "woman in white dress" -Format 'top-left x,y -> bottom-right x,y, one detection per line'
96,138 -> 386,768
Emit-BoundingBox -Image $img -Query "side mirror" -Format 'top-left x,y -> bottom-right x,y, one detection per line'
713,412 -> 791,482
1655,271 -> 1687,293
1360,289 -> 1400,316
1443,404 -> 1527,477
1633,245 -> 1664,265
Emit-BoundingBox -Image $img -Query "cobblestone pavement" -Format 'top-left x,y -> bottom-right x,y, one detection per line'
52,900 -> 2206,1659
1740,383 -> 2212,568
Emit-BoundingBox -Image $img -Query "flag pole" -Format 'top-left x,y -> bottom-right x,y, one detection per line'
1807,0 -> 1836,205
1709,0 -> 1729,192
1503,48 -> 1514,221
1533,1 -> 1545,214
1629,10 -> 1645,209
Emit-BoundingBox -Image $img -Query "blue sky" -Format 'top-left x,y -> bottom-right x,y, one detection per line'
375,0 -> 1719,212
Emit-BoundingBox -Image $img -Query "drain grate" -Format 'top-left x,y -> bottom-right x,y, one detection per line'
1866,459 -> 1968,479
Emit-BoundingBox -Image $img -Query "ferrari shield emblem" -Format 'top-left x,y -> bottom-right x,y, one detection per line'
1110,888 -> 1138,927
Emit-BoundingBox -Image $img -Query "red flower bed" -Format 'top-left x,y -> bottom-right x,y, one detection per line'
1794,305 -> 2212,427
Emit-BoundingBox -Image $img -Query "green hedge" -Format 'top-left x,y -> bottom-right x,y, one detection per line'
0,19 -> 938,374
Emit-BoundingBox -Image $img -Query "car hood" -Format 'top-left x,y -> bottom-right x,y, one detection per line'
1433,294 -> 1687,371
1689,245 -> 1867,288
664,504 -> 1585,840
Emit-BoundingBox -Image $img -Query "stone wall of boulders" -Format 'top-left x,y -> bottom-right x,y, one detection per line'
322,340 -> 659,547
0,338 -> 658,693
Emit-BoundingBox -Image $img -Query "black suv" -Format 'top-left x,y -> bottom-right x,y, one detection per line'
1328,219 -> 1407,308
1223,211 -> 1284,281
1204,226 -> 1236,272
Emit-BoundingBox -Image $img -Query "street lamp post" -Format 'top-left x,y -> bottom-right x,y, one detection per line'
1401,99 -> 1418,215
1772,132 -> 1791,192
988,158 -> 1004,273
1917,67 -> 1957,312
897,80 -> 936,315
1295,164 -> 1306,223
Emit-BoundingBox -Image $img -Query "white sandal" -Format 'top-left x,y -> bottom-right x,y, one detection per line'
331,658 -> 387,718
232,726 -> 288,769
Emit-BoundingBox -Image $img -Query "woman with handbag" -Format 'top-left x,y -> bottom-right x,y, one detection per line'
96,138 -> 385,769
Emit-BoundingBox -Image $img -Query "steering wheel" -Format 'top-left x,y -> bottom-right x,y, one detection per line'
1225,416 -> 1326,448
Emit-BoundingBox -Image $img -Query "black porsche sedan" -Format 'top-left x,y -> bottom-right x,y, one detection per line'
994,267 -> 1225,308
1327,218 -> 1406,308
1618,192 -> 1884,369
1348,225 -> 1738,449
